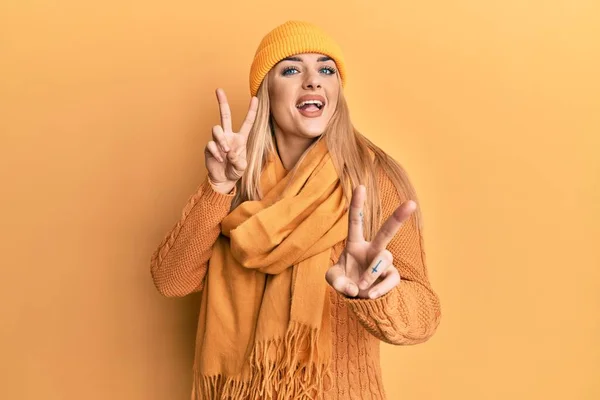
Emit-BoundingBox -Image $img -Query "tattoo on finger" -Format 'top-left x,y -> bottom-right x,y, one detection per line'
372,259 -> 382,274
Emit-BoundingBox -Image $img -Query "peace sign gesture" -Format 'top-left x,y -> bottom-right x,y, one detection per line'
205,88 -> 258,193
326,185 -> 418,299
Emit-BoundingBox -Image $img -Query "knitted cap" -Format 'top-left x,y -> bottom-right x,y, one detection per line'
249,20 -> 347,96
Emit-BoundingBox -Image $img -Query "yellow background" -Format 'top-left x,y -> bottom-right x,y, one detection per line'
2,1 -> 599,399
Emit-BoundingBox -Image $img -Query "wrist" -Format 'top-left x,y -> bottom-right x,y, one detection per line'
207,175 -> 236,195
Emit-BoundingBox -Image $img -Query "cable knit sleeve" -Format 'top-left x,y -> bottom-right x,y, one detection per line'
150,177 -> 236,297
342,168 -> 441,345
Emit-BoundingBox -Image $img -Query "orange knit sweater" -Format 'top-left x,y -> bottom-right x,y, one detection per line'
151,168 -> 441,399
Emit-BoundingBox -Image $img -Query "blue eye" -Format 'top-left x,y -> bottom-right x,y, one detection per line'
320,66 -> 337,75
282,66 -> 299,76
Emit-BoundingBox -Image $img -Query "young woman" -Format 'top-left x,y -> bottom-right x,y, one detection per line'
151,20 -> 441,400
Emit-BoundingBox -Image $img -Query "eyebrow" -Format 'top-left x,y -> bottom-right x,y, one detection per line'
280,56 -> 332,63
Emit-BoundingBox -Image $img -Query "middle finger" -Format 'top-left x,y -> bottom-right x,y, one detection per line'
370,200 -> 416,252
216,88 -> 233,132
212,125 -> 230,153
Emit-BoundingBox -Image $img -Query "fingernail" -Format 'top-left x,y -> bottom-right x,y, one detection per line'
346,283 -> 358,297
359,280 -> 369,290
369,290 -> 379,299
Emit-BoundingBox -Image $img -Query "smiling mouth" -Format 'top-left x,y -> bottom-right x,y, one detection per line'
296,100 -> 324,111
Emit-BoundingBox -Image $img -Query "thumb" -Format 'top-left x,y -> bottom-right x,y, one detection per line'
325,265 -> 359,297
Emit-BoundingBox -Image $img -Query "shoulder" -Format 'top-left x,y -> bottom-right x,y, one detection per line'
363,143 -> 419,215
372,152 -> 410,202
371,149 -> 421,230
371,154 -> 424,251
374,165 -> 404,223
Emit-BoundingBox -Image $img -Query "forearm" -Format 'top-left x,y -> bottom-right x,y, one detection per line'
344,280 -> 441,345
150,177 -> 235,297
346,169 -> 441,344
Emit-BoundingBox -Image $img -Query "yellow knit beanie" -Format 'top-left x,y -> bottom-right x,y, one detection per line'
249,20 -> 347,96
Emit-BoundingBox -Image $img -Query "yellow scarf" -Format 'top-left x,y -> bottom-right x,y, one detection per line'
193,139 -> 349,399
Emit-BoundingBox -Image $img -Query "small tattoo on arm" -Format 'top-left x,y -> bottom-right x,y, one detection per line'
372,260 -> 382,273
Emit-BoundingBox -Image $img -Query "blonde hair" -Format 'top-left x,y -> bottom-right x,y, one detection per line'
232,74 -> 422,241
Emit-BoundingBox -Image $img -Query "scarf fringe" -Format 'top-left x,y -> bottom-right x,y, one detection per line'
192,321 -> 332,400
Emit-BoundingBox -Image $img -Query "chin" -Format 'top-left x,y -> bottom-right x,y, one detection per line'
297,120 -> 330,138
300,127 -> 327,137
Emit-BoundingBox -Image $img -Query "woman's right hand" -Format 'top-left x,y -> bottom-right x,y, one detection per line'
204,88 -> 259,194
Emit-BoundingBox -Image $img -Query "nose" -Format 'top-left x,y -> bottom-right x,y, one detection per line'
302,70 -> 322,91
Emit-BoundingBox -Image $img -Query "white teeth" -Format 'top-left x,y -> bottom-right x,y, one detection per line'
296,100 -> 324,108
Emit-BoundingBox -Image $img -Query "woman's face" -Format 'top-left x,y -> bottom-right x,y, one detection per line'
267,53 -> 340,139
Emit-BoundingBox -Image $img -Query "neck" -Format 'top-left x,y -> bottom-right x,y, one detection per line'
273,128 -> 317,171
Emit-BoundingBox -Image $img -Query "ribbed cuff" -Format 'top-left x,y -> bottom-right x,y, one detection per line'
341,288 -> 395,318
200,176 -> 237,208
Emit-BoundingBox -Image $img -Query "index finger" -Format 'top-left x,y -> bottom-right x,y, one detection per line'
215,88 -> 233,132
370,200 -> 417,251
347,185 -> 366,243
238,96 -> 259,138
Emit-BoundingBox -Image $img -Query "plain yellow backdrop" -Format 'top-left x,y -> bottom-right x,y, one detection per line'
1,1 -> 599,399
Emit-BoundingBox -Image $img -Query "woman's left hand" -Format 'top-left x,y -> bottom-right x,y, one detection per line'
325,185 -> 417,299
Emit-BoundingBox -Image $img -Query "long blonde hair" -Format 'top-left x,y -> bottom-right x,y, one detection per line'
232,74 -> 422,241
